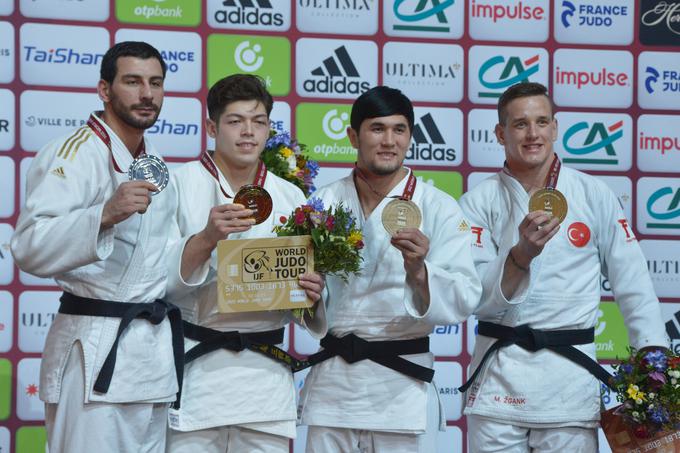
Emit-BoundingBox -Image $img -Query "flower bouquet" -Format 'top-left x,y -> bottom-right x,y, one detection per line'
260,130 -> 319,196
273,198 -> 364,318
601,347 -> 680,452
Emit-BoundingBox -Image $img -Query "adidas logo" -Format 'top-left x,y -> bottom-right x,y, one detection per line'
406,113 -> 456,162
302,46 -> 370,95
666,310 -> 680,355
215,0 -> 284,26
50,167 -> 66,179
458,220 -> 470,231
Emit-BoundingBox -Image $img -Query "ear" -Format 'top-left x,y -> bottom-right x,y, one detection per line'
206,118 -> 217,139
551,118 -> 558,142
495,123 -> 505,145
97,80 -> 110,103
347,126 -> 359,149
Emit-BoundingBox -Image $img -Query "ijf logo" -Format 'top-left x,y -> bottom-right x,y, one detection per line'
295,103 -> 355,163
555,112 -> 631,171
296,39 -> 376,100
639,52 -> 680,110
637,114 -> 680,173
209,0 -> 290,30
637,177 -> 680,236
640,240 -> 680,298
555,0 -> 632,45
469,46 -> 548,104
297,0 -> 377,35
406,107 -> 462,166
469,0 -> 549,43
384,0 -> 463,39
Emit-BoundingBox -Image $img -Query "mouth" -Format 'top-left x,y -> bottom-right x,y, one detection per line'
523,143 -> 543,152
237,142 -> 258,150
133,105 -> 158,115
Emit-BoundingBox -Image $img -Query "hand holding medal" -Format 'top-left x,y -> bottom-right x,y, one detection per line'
128,154 -> 169,196
380,171 -> 422,235
528,155 -> 568,224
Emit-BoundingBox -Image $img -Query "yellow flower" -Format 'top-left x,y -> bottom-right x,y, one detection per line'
626,384 -> 646,402
280,147 -> 294,158
347,231 -> 363,246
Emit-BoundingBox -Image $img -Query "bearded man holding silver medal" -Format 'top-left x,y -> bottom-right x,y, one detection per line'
459,82 -> 669,452
11,41 -> 182,452
297,86 -> 482,452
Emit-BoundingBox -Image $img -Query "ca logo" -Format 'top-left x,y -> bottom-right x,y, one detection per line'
322,109 -> 349,141
234,41 -> 264,72
594,309 -> 606,336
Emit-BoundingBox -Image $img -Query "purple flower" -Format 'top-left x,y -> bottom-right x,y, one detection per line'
644,350 -> 668,372
265,131 -> 291,149
307,197 -> 324,213
648,406 -> 669,424
649,371 -> 667,384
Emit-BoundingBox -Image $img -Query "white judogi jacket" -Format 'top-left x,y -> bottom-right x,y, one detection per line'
166,159 -> 327,438
298,170 -> 482,432
11,112 -> 179,404
459,166 -> 669,425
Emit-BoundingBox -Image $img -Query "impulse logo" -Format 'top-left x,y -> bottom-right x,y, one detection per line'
478,54 -> 539,98
554,65 -> 628,89
215,0 -> 284,26
393,0 -> 453,32
562,120 -> 623,165
303,46 -> 370,95
646,187 -> 680,230
471,0 -> 545,22
407,113 -> 455,162
639,131 -> 680,155
644,66 -> 680,94
23,46 -> 103,66
561,1 -> 628,27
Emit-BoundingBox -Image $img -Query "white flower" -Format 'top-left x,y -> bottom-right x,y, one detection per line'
636,398 -> 644,405
648,393 -> 656,399
672,378 -> 678,385
286,155 -> 297,171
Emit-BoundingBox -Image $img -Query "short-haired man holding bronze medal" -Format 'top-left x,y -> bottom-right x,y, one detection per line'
458,82 -> 670,452
164,74 -> 327,453
11,41 -> 182,452
297,86 -> 482,452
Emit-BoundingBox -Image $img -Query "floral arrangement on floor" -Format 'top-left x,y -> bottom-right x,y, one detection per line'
610,347 -> 680,438
261,130 -> 319,196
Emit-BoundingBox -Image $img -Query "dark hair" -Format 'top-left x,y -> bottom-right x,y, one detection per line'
100,41 -> 167,84
350,86 -> 414,132
497,82 -> 554,125
207,74 -> 273,122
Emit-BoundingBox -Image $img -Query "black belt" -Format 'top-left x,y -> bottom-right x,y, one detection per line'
58,292 -> 185,406
458,321 -> 613,393
300,333 -> 434,382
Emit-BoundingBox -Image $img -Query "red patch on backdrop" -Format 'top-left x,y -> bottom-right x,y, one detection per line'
567,222 -> 591,248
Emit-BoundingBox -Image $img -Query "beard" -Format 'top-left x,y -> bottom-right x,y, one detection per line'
108,91 -> 161,131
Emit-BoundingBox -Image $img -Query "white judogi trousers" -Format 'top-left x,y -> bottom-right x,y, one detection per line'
167,425 -> 289,453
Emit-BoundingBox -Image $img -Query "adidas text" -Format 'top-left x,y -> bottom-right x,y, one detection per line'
407,143 -> 456,161
214,8 -> 284,26
303,77 -> 370,94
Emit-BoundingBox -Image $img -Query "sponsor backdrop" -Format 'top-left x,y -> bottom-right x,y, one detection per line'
0,0 -> 679,451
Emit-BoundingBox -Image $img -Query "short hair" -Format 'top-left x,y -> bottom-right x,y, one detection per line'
350,86 -> 414,132
100,41 -> 167,84
497,82 -> 554,125
207,74 -> 273,122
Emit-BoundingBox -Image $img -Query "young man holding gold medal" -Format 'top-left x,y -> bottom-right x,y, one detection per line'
164,74 -> 326,453
11,41 -> 182,452
297,86 -> 482,452
458,82 -> 669,451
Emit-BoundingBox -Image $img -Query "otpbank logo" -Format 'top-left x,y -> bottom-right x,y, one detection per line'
468,46 -> 549,104
297,0 -> 377,35
20,23 -> 108,88
638,52 -> 680,110
296,39 -> 377,100
637,177 -> 680,236
553,49 -> 632,108
384,0 -> 463,39
208,0 -> 290,31
413,170 -> 463,200
637,115 -> 680,173
555,112 -> 632,171
295,103 -> 355,163
594,302 -> 630,360
406,107 -> 463,167
116,0 -> 200,26
469,0 -> 549,43
555,0 -> 632,45
207,34 -> 290,96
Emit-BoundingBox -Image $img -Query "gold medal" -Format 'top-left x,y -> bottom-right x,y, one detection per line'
529,188 -> 568,223
382,198 -> 422,235
234,185 -> 273,225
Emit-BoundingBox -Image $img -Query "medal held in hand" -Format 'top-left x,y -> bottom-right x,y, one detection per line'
234,184 -> 272,225
128,154 -> 169,196
527,154 -> 567,224
382,198 -> 422,235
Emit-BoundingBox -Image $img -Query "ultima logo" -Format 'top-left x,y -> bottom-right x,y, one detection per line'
644,66 -> 680,94
407,113 -> 455,162
554,66 -> 628,89
560,1 -> 628,27
393,0 -> 453,32
471,0 -> 545,22
303,46 -> 370,95
562,120 -> 623,165
215,0 -> 284,26
478,55 -> 539,98
646,187 -> 680,229
23,46 -> 103,65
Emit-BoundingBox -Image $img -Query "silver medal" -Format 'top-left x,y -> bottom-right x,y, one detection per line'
128,155 -> 169,195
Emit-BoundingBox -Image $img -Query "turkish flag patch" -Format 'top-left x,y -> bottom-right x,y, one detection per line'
567,222 -> 591,248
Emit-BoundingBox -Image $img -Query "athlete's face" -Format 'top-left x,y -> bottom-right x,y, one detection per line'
350,115 -> 411,176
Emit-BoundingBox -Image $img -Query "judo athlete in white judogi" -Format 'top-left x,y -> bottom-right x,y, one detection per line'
458,82 -> 669,452
297,86 -> 482,453
11,42 -> 183,453
165,74 -> 327,453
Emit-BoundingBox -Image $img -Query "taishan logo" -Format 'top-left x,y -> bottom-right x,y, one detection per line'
478,55 -> 539,98
407,113 -> 455,162
644,66 -> 680,94
303,46 -> 370,95
562,120 -> 623,164
554,66 -> 628,89
215,0 -> 284,26
646,186 -> 680,230
639,131 -> 680,156
23,46 -> 103,66
392,0 -> 453,32
471,0 -> 545,22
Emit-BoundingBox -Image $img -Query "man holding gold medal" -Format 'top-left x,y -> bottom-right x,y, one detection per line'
11,41 -> 182,452
459,82 -> 669,451
297,86 -> 482,452
164,74 -> 327,453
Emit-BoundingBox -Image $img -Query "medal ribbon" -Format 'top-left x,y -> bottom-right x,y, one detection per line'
544,154 -> 561,190
199,150 -> 267,199
353,164 -> 417,201
87,114 -> 146,173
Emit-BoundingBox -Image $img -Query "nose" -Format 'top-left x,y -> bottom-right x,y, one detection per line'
382,129 -> 395,146
242,120 -> 254,136
140,81 -> 153,100
526,123 -> 539,139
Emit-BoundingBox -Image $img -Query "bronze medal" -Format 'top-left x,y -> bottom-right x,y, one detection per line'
529,188 -> 568,224
234,184 -> 273,225
382,198 -> 422,235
